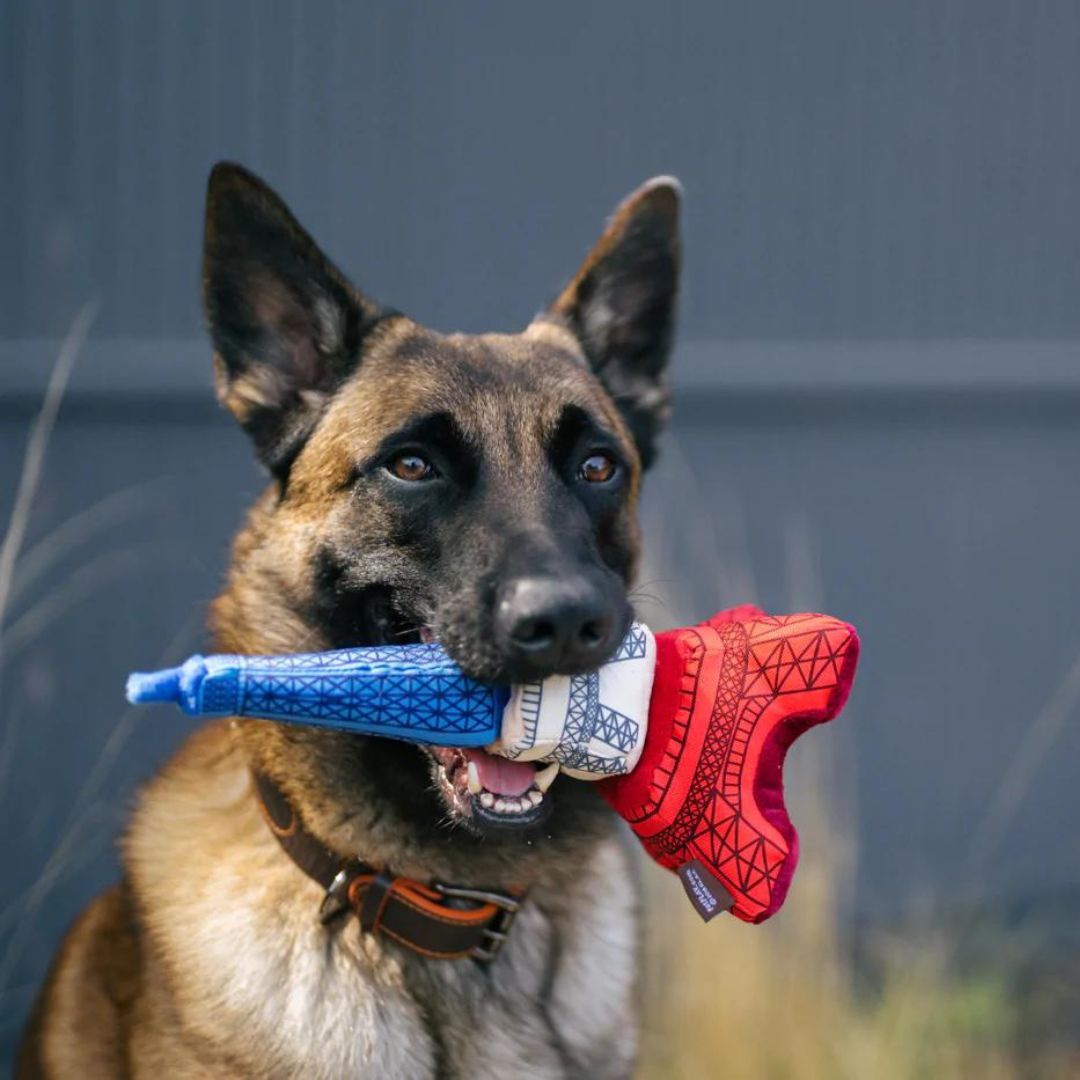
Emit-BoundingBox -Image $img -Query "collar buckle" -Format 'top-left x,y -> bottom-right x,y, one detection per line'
433,882 -> 521,962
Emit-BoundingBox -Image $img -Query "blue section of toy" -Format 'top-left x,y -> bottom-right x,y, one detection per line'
126,643 -> 505,747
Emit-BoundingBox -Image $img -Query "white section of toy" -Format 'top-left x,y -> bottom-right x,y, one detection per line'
493,622 -> 655,780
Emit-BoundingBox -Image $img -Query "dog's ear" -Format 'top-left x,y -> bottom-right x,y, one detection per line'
544,177 -> 681,468
203,162 -> 385,478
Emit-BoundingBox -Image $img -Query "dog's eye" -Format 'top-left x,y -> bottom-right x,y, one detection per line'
579,452 -> 617,484
386,452 -> 435,482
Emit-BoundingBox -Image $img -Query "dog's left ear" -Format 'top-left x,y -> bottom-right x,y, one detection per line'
203,162 -> 386,479
544,178 -> 681,468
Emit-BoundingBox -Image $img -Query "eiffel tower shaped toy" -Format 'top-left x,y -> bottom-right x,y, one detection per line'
127,606 -> 859,923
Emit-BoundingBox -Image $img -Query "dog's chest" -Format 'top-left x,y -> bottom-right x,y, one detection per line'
169,834 -> 639,1079
129,746 -> 641,1077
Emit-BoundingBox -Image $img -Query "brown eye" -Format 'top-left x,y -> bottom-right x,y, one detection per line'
579,452 -> 617,484
386,452 -> 435,482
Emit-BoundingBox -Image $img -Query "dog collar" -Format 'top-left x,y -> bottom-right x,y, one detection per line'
252,772 -> 522,962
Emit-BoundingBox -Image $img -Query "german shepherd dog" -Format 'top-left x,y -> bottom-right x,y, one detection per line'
19,162 -> 680,1078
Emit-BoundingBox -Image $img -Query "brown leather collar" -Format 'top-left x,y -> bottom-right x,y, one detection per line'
252,771 -> 522,962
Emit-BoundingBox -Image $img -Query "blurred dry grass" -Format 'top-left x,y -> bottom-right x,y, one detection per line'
0,318 -> 203,1029
630,669 -> 1077,1079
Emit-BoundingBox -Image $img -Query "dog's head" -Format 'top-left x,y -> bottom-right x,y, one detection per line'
203,164 -> 679,872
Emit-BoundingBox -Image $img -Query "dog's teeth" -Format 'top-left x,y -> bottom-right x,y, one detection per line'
480,792 -> 494,808
466,761 -> 482,795
494,798 -> 509,813
528,790 -> 542,806
535,762 -> 559,793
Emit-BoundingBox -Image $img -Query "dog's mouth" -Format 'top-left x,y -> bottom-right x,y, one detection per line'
342,588 -> 556,834
419,625 -> 556,833
428,746 -> 556,831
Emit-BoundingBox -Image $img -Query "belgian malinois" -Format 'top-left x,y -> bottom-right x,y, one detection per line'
18,162 -> 680,1078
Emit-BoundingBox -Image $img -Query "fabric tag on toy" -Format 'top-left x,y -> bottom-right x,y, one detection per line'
494,623 -> 655,779
677,859 -> 735,922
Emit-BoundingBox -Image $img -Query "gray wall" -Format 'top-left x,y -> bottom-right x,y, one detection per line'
5,0 -> 1080,342
3,0 -> 1080,1062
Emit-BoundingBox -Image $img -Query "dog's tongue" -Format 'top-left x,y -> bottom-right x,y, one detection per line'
466,750 -> 535,796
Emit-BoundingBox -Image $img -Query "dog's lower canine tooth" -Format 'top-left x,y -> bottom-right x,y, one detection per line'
535,762 -> 558,793
480,792 -> 494,808
466,761 -> 482,795
529,790 -> 542,806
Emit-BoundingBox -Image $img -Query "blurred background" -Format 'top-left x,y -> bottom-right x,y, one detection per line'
2,1 -> 1079,1074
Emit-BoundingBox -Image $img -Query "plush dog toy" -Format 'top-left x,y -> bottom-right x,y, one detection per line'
128,606 -> 859,923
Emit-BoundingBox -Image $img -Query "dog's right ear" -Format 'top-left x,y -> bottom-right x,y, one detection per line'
203,162 -> 384,478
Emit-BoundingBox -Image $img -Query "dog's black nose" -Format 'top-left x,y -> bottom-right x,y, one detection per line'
496,575 -> 617,674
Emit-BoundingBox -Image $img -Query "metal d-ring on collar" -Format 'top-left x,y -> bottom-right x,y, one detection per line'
433,882 -> 522,963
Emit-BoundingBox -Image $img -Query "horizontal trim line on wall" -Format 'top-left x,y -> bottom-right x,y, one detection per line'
676,340 -> 1080,395
2,338 -> 1080,402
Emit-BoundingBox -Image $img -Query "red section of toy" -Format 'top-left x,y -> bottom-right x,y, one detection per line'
599,606 -> 860,923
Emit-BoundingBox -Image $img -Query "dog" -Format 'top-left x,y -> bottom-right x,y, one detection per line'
18,161 -> 680,1078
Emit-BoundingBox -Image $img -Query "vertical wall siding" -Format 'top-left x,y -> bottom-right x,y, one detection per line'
2,0 -> 1080,343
